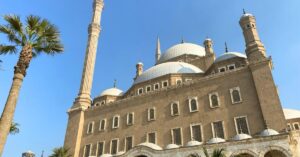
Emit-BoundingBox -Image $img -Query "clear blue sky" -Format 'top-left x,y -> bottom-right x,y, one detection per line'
0,0 -> 299,156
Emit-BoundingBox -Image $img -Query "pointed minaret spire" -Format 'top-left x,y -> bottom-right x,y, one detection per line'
225,42 -> 229,53
155,37 -> 161,63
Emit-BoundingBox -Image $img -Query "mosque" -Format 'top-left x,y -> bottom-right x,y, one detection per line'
63,0 -> 300,157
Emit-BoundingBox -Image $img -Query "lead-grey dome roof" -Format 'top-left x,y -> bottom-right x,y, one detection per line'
134,62 -> 203,84
157,43 -> 206,63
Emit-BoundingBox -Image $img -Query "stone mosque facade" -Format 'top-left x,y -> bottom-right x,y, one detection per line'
63,0 -> 300,157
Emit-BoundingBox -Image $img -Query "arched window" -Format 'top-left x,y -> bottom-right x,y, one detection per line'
171,102 -> 180,116
148,108 -> 156,121
230,87 -> 242,104
189,98 -> 198,112
87,121 -> 94,134
99,119 -> 106,131
112,116 -> 120,129
209,93 -> 220,108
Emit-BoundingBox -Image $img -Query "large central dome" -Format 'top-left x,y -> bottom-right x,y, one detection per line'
157,43 -> 206,63
134,62 -> 203,84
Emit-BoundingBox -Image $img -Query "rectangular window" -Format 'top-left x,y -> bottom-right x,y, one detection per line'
99,119 -> 106,131
190,124 -> 202,142
154,83 -> 160,90
112,116 -> 120,129
146,85 -> 151,93
218,67 -> 226,73
227,64 -> 236,70
83,144 -> 92,157
185,78 -> 192,82
147,132 -> 156,144
125,136 -> 133,151
110,139 -> 119,155
234,116 -> 250,134
87,122 -> 94,134
127,113 -> 134,126
97,141 -> 105,156
209,92 -> 220,108
148,108 -> 156,121
189,97 -> 198,112
230,87 -> 242,104
212,121 -> 225,139
162,80 -> 168,88
172,128 -> 182,145
138,88 -> 143,95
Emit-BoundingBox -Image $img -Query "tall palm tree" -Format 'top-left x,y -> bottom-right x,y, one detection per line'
0,15 -> 63,155
49,147 -> 71,157
9,122 -> 19,135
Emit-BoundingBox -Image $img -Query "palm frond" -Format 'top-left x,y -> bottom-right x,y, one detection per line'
0,25 -> 22,45
49,147 -> 71,157
212,148 -> 226,157
203,147 -> 209,157
0,44 -> 17,54
4,15 -> 25,41
9,122 -> 20,135
26,15 -> 41,40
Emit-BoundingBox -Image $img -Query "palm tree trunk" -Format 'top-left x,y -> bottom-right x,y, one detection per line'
0,44 -> 32,156
0,73 -> 24,155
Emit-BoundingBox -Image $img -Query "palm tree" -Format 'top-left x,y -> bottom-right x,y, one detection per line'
203,148 -> 226,157
9,122 -> 19,135
0,15 -> 63,155
49,147 -> 71,157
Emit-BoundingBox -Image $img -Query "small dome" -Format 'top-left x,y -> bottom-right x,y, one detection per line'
283,108 -> 300,120
157,43 -> 206,63
241,13 -> 254,19
232,134 -> 252,141
138,142 -> 163,150
215,52 -> 247,63
165,144 -> 180,149
186,140 -> 202,147
100,154 -> 112,157
99,88 -> 123,97
207,137 -> 226,144
137,62 -> 143,65
116,151 -> 125,156
134,62 -> 203,84
260,129 -> 279,137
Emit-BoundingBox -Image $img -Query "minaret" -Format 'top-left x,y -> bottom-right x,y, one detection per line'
239,11 -> 266,63
64,0 -> 104,156
136,62 -> 143,78
155,37 -> 161,63
203,38 -> 214,55
239,11 -> 286,132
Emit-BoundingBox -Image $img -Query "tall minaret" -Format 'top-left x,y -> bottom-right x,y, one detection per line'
155,37 -> 161,63
64,0 -> 104,156
73,0 -> 104,109
239,11 -> 266,63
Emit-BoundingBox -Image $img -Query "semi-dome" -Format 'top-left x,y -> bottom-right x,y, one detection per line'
100,154 -> 112,157
99,88 -> 123,97
215,52 -> 247,63
283,108 -> 300,120
165,144 -> 180,149
232,134 -> 252,141
157,43 -> 206,63
186,140 -> 202,147
138,142 -> 163,150
207,137 -> 226,144
259,129 -> 279,137
134,62 -> 203,84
